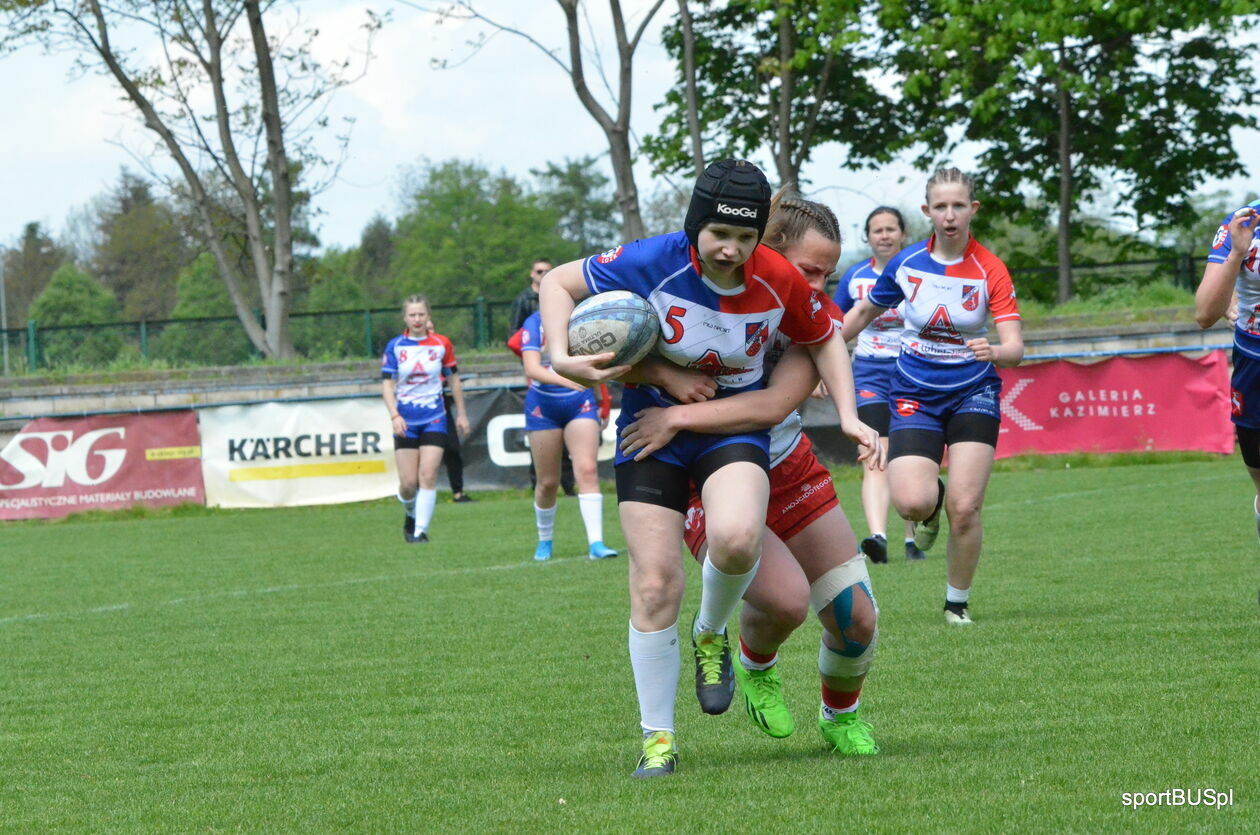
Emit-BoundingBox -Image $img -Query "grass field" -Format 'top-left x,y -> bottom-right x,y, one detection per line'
3,456 -> 1258,831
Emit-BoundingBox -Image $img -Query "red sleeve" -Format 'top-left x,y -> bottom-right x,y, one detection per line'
597,384 -> 611,421
818,292 -> 844,329
506,327 -> 524,358
439,334 -> 458,368
778,276 -> 835,345
981,252 -> 1020,323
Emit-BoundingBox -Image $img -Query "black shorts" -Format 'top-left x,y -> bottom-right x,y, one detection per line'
394,431 -> 448,450
888,413 -> 1001,464
615,442 -> 768,512
857,402 -> 891,437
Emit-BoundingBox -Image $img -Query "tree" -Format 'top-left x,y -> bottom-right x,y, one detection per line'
92,169 -> 195,321
2,223 -> 70,330
28,263 -> 123,367
881,0 -> 1260,301
428,0 -> 666,240
390,159 -> 581,306
1,1 -> 382,357
645,0 -> 902,187
532,156 -> 622,255
152,253 -> 254,366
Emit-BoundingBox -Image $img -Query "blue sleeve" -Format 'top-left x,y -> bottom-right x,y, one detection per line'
520,312 -> 543,352
380,337 -> 398,378
1209,200 -> 1260,265
867,256 -> 906,309
582,233 -> 685,296
832,263 -> 860,313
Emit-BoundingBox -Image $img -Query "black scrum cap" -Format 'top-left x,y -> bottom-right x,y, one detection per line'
683,159 -> 771,251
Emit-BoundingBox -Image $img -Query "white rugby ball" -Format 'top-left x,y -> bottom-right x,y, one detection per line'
568,291 -> 661,367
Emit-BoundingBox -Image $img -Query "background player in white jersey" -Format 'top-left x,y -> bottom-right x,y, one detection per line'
539,160 -> 877,777
841,168 -> 1023,625
1195,199 -> 1260,545
620,189 -> 882,754
518,310 -> 618,561
835,207 -> 922,563
381,295 -> 470,543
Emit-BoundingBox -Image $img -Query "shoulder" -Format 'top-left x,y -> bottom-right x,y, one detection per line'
748,244 -> 808,287
589,231 -> 688,270
893,240 -> 930,269
967,239 -> 1012,277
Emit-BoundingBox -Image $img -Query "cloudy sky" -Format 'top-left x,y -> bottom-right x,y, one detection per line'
0,1 -> 1255,256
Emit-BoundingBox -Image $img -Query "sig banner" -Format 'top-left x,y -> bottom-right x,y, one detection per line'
0,411 -> 204,520
995,350 -> 1234,457
199,400 -> 396,508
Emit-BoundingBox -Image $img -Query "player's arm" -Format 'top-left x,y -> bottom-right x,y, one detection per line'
445,370 -> 471,437
620,354 -> 717,403
619,346 -> 819,460
1196,209 -> 1256,328
382,378 -> 405,436
966,319 -> 1024,367
539,261 -> 631,386
840,298 -> 887,342
521,349 -> 586,391
807,334 -> 883,468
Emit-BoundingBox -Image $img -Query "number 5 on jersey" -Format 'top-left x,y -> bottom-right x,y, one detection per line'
663,305 -> 686,344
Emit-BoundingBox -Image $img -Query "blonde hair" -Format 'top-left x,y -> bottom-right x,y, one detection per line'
925,167 -> 976,202
762,186 -> 841,254
401,293 -> 430,315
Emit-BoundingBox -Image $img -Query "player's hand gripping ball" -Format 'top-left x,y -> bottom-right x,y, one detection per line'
568,291 -> 661,368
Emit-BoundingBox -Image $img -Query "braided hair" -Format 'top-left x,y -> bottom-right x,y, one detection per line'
925,167 -> 976,202
762,186 -> 841,255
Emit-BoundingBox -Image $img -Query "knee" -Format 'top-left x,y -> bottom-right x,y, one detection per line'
707,521 -> 762,565
536,471 -> 560,494
398,475 -> 419,494
632,570 -> 684,617
892,492 -> 935,523
945,498 -> 982,535
572,459 -> 598,485
842,598 -> 877,647
757,593 -> 810,633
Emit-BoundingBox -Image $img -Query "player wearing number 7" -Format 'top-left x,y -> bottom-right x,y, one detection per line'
841,167 -> 1023,626
539,159 -> 880,778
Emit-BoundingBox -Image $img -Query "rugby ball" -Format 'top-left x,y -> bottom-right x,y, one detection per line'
568,291 -> 660,367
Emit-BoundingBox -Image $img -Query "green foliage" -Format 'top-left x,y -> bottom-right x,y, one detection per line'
28,263 -> 124,367
389,159 -> 581,304
151,254 -> 254,366
1,222 -> 69,329
645,0 -> 901,185
530,156 -> 621,255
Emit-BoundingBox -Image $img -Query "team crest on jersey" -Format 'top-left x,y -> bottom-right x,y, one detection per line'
597,245 -> 624,264
895,398 -> 920,417
961,284 -> 980,311
522,330 -> 531,346
745,321 -> 769,356
429,350 -> 438,362
1232,388 -> 1244,417
1213,226 -> 1230,250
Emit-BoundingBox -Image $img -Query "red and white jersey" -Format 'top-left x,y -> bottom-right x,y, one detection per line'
380,331 -> 457,411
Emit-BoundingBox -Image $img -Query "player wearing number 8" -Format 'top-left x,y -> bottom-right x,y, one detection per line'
841,168 -> 1024,626
540,159 -> 879,777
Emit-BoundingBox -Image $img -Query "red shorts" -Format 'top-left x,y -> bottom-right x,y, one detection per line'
683,433 -> 838,558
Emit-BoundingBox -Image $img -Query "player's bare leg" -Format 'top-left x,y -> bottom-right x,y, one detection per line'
565,419 -> 616,559
411,444 -> 444,542
528,428 -> 564,560
620,501 -> 686,776
939,441 -> 995,624
859,445 -> 892,563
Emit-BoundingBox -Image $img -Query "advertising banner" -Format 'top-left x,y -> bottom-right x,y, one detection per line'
199,400 -> 398,508
994,350 -> 1234,458
0,411 -> 204,520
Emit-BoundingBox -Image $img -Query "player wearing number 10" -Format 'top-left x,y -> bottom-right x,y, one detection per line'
540,159 -> 879,778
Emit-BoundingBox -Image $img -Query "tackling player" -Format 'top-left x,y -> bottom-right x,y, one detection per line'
539,160 -> 878,777
834,207 -> 922,563
619,189 -> 882,755
841,168 -> 1024,625
381,295 -> 471,543
517,310 -> 618,561
1195,198 -> 1260,544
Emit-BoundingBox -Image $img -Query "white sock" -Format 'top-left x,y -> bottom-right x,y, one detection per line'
577,493 -> 604,544
695,556 -> 760,635
946,584 -> 970,605
629,620 -> 680,734
822,700 -> 860,720
739,647 -> 777,671
415,488 -> 437,534
534,503 -> 556,541
397,492 -> 417,516
905,538 -> 916,545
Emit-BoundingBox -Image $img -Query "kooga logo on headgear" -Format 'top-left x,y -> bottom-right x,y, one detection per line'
716,202 -> 758,219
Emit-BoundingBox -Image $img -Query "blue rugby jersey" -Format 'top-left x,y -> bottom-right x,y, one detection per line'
1208,199 -> 1260,359
834,257 -> 904,360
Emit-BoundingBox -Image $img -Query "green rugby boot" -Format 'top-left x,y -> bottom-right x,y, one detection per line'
818,707 -> 879,755
733,659 -> 794,738
632,730 -> 677,778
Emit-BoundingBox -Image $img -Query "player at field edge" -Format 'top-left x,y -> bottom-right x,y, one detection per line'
618,187 -> 882,754
834,206 -> 923,563
1195,198 -> 1260,547
841,168 -> 1024,626
517,309 -> 619,561
381,295 -> 471,543
539,159 -> 880,777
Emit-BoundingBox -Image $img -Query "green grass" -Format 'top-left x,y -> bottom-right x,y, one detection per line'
2,458 -> 1258,830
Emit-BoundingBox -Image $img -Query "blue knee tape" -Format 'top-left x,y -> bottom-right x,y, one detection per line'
829,582 -> 874,658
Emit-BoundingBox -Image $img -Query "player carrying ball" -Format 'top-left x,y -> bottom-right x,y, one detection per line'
540,160 -> 878,777
841,168 -> 1023,625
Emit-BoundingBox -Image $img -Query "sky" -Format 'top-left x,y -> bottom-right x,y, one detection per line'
0,1 -> 1256,258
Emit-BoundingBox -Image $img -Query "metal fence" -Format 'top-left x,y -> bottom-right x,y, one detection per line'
0,298 -> 518,374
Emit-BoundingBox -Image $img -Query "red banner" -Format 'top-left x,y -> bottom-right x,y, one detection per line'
0,411 -> 205,520
996,350 -> 1234,458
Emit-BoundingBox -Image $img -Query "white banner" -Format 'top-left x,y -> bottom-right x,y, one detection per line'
199,400 -> 397,508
